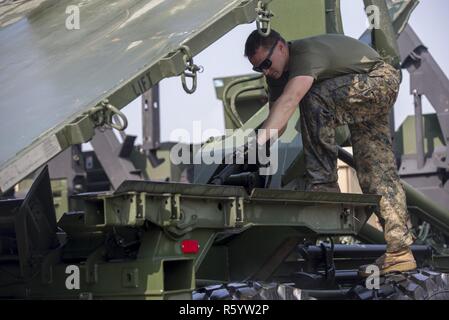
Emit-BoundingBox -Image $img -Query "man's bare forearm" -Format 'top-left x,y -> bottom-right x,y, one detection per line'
257,76 -> 314,146
257,94 -> 297,145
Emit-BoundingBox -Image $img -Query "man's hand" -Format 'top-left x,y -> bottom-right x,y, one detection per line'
233,135 -> 270,167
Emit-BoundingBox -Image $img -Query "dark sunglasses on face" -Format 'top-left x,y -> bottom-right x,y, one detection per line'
253,39 -> 279,73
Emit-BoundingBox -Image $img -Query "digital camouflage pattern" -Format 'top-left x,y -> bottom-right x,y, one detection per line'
299,61 -> 414,252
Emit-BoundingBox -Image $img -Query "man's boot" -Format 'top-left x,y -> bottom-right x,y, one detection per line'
358,247 -> 417,277
306,182 -> 341,193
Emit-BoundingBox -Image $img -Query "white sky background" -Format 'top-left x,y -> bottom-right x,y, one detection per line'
120,0 -> 449,145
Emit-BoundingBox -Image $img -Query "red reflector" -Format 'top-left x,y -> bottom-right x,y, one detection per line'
181,240 -> 199,254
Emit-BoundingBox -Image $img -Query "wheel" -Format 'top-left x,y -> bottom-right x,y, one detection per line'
348,269 -> 449,300
193,282 -> 308,300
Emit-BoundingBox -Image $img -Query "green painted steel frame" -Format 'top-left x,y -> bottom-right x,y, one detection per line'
0,178 -> 379,299
71,180 -> 379,235
79,180 -> 378,281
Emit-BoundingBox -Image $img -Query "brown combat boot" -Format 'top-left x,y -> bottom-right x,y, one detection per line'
358,247 -> 417,277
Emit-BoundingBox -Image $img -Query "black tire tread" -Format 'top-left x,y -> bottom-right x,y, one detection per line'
349,269 -> 449,300
193,282 -> 306,300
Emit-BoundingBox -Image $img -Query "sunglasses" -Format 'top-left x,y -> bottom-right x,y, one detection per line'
252,39 -> 279,73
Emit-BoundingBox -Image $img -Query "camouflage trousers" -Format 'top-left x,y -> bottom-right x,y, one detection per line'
299,61 -> 414,252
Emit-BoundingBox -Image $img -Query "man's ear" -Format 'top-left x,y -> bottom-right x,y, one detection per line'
279,41 -> 286,53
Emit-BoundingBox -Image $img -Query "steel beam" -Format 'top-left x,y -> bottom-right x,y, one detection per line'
142,86 -> 161,152
90,129 -> 141,190
71,180 -> 379,238
398,25 -> 449,170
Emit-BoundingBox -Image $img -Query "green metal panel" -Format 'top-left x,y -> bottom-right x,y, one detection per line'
0,0 -> 266,193
0,230 -> 196,299
386,0 -> 420,34
395,114 -> 445,155
16,177 -> 70,220
403,181 -> 449,237
196,245 -> 230,282
325,0 -> 344,34
213,74 -> 267,129
227,226 -> 308,281
362,0 -> 420,67
431,255 -> 449,273
364,0 -> 401,67
270,0 -> 327,40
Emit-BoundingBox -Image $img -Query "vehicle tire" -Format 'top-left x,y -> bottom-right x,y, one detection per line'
349,269 -> 449,300
192,282 -> 308,300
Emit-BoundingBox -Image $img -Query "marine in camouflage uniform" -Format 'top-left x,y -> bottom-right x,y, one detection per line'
299,60 -> 414,253
244,29 -> 416,273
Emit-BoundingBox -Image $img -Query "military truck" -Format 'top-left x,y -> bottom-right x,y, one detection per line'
0,0 -> 448,300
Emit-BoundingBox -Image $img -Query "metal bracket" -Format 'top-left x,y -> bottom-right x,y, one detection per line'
89,100 -> 128,131
226,197 -> 244,227
170,194 -> 182,221
319,239 -> 336,283
161,193 -> 182,224
255,1 -> 274,37
179,45 -> 203,94
85,246 -> 105,284
162,193 -> 199,236
432,146 -> 449,171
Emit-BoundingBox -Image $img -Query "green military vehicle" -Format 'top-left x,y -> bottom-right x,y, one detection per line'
0,0 -> 448,300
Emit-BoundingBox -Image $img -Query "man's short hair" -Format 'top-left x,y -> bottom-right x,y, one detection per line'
244,29 -> 286,58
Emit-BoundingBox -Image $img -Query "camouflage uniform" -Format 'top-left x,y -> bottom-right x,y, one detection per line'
299,61 -> 414,252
